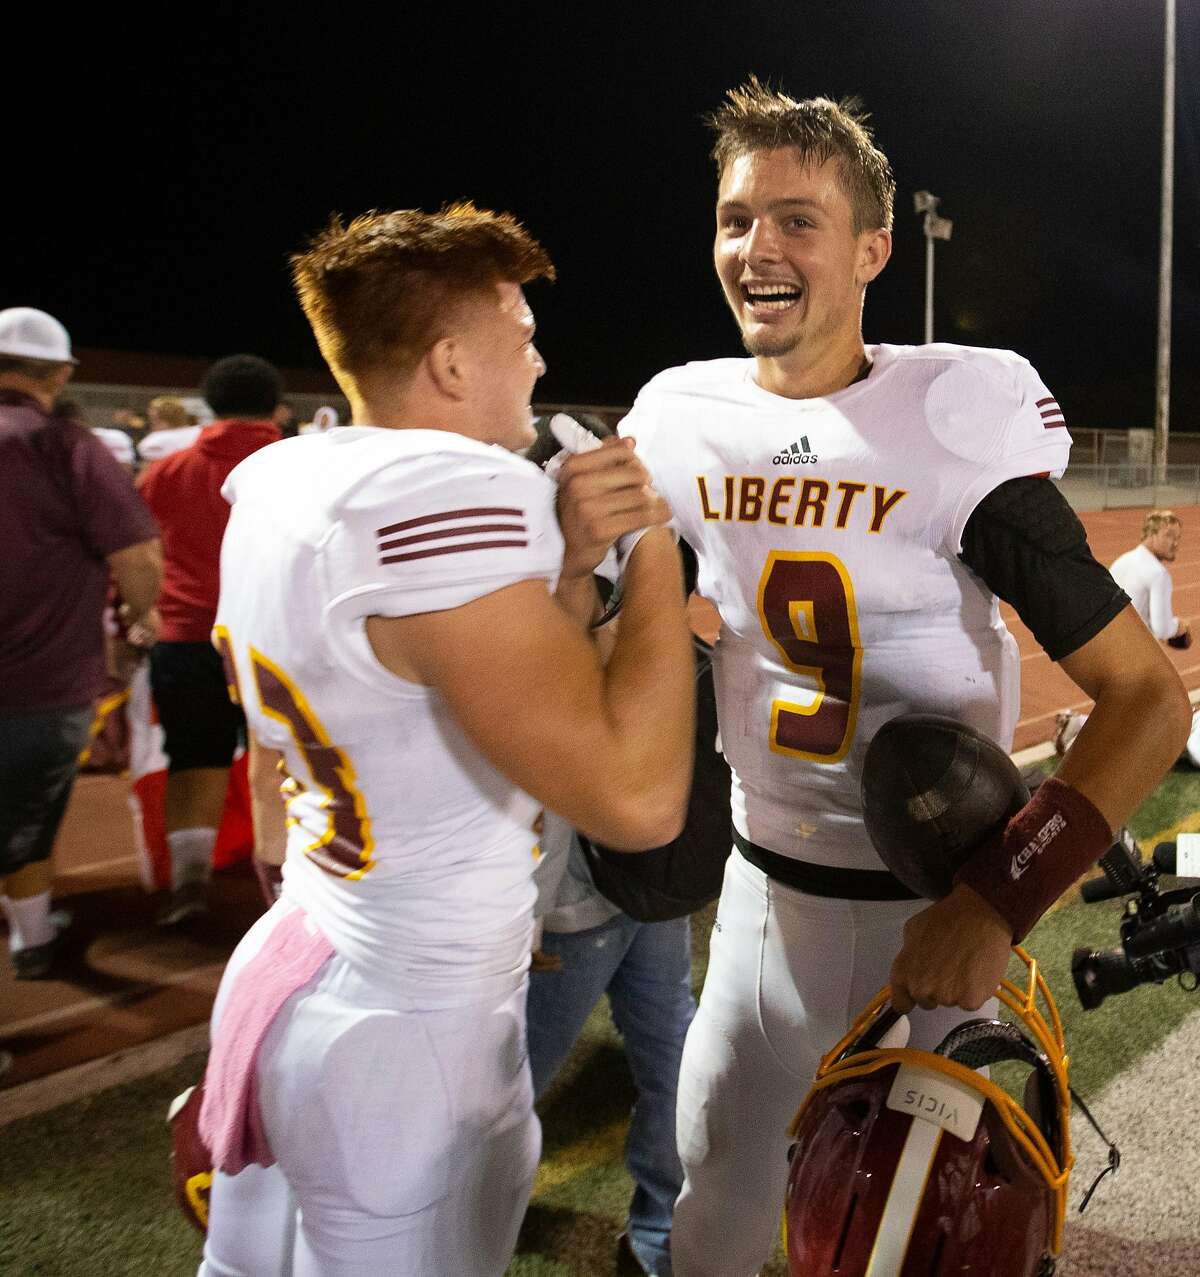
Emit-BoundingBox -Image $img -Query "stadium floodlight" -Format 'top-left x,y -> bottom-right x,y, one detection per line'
914,191 -> 953,343
913,190 -> 938,214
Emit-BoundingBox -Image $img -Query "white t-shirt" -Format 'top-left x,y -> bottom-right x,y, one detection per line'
136,425 -> 202,461
621,343 -> 1071,871
1108,544 -> 1178,640
215,427 -> 563,1003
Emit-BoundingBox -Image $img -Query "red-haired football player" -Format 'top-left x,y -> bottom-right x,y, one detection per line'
193,206 -> 694,1277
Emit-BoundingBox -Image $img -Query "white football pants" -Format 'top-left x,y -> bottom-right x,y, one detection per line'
199,910 -> 540,1277
671,850 -> 995,1277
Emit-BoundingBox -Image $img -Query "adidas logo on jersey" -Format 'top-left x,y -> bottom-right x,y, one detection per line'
772,437 -> 817,465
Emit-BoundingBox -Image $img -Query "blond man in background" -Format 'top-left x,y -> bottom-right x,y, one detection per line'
1109,510 -> 1191,648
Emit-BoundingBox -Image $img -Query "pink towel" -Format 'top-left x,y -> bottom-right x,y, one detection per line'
199,907 -> 334,1174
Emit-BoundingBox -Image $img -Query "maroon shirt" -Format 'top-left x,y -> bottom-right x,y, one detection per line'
138,419 -> 282,642
0,390 -> 159,713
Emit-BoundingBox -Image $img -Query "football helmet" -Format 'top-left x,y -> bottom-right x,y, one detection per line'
784,947 -> 1072,1277
168,1079 -> 214,1234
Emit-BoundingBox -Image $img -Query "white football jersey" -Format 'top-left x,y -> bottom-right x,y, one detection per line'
622,344 -> 1071,871
215,427 -> 563,1002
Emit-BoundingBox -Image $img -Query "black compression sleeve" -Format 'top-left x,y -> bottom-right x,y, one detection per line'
958,477 -> 1129,661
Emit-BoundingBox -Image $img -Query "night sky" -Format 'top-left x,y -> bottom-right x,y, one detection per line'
13,2 -> 1199,428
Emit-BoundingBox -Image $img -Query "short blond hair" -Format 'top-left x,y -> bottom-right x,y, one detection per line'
1143,510 -> 1181,539
148,395 -> 191,428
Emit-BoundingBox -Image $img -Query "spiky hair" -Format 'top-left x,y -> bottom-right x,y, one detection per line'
707,77 -> 895,232
290,202 -> 554,379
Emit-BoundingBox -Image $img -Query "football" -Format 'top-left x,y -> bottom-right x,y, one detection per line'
860,714 -> 1029,900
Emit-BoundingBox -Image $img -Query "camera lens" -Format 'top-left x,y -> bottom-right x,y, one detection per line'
1071,947 -> 1141,1010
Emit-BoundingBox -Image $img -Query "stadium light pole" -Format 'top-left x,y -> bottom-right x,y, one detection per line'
913,191 -> 953,344
1154,0 -> 1176,480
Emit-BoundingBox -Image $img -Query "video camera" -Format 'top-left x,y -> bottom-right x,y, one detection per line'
1071,829 -> 1200,1010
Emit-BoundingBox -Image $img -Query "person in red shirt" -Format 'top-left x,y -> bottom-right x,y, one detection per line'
139,355 -> 282,924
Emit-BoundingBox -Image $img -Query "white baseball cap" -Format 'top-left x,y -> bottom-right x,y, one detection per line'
0,307 -> 78,364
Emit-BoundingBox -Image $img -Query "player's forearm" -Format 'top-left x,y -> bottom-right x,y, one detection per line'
554,570 -> 602,628
1056,658 -> 1190,831
597,530 -> 695,844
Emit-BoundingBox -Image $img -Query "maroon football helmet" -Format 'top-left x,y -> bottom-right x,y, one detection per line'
168,1078 -> 214,1234
785,948 -> 1072,1277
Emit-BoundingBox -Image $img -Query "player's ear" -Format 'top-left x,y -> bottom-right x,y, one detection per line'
425,336 -> 470,401
857,228 -> 892,287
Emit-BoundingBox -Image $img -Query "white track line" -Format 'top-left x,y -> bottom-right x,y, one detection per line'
1014,685 -> 1200,737
1,961 -> 225,1039
1018,703 -> 1092,730
56,854 -> 140,879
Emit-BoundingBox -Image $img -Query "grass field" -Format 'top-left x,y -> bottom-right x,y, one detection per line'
3,761 -> 1199,1276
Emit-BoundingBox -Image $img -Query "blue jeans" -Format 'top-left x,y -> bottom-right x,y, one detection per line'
527,913 -> 695,1277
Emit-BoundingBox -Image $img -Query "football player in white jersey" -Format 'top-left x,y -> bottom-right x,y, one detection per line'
196,205 -> 695,1277
618,81 -> 1191,1276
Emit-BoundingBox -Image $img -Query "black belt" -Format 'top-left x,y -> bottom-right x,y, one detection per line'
733,830 -> 919,901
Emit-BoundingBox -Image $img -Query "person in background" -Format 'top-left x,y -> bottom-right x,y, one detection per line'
0,307 -> 161,978
1109,510 -> 1191,648
89,424 -> 138,472
271,400 -> 301,439
529,810 -> 695,1277
59,396 -> 137,472
138,395 -> 202,464
138,355 -> 282,925
523,414 -> 718,1277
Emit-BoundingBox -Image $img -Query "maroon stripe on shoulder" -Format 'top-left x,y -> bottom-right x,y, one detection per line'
1035,397 -> 1058,408
378,522 -> 526,552
1043,419 -> 1067,429
380,539 -> 528,564
1039,407 -> 1062,418
376,507 -> 522,537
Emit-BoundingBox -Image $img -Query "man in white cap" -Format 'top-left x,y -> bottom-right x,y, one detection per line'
0,307 -> 162,978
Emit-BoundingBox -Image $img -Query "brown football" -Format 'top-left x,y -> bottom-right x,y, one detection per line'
861,714 -> 1029,900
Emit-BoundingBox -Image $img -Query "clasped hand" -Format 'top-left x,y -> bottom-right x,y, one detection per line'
554,436 -> 672,581
888,883 -> 1013,1014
